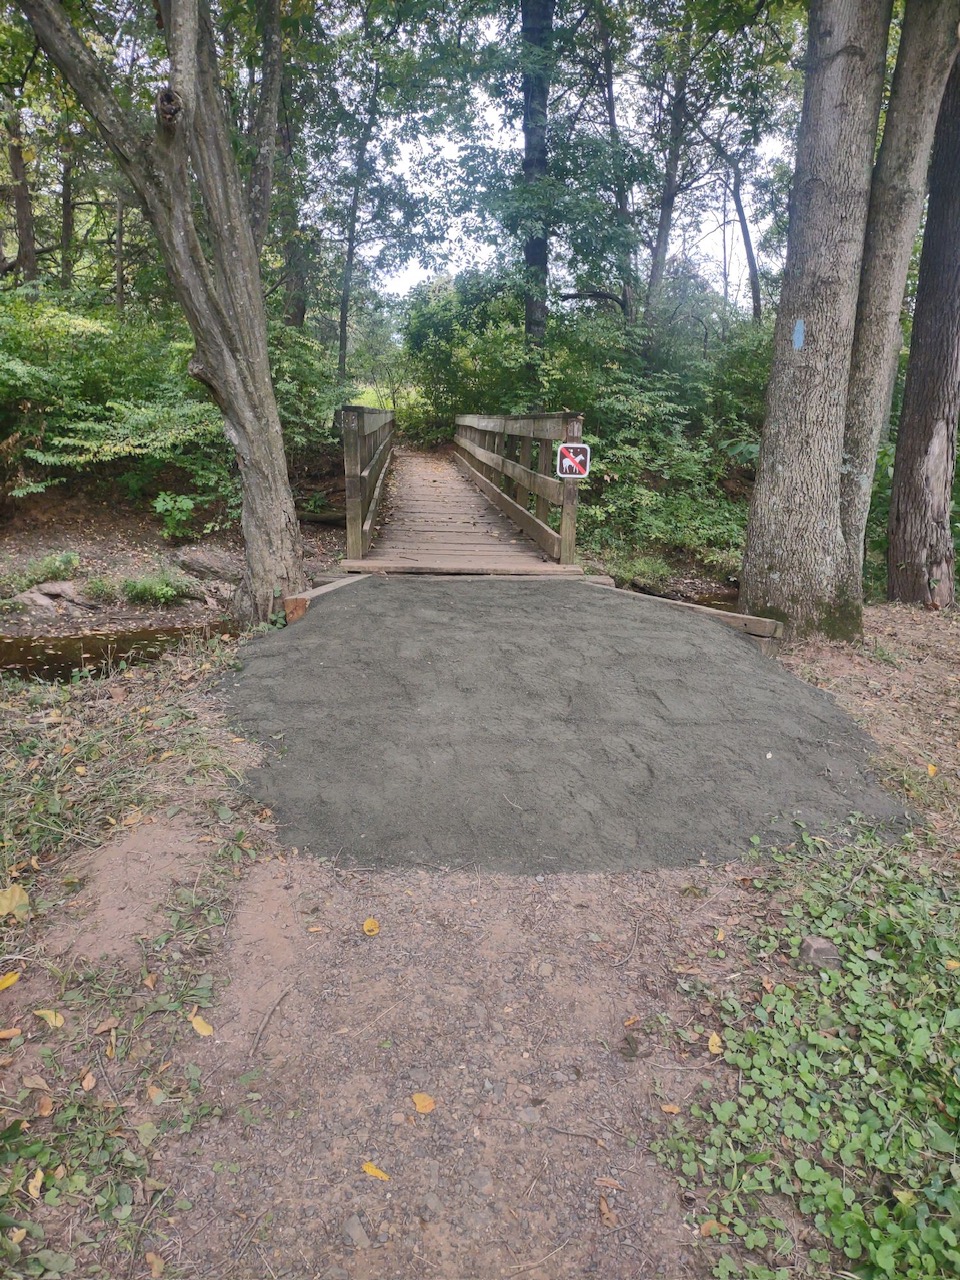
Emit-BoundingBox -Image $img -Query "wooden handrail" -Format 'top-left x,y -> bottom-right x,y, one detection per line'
340,404 -> 395,560
453,412 -> 583,564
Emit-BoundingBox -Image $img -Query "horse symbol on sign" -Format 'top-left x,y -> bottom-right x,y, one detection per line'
557,442 -> 591,478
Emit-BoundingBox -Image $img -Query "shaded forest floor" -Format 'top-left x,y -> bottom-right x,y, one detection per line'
1,575 -> 958,1278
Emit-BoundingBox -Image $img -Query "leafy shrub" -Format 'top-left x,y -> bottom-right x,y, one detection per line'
0,551 -> 80,598
84,576 -> 120,603
153,492 -> 197,540
121,570 -> 191,606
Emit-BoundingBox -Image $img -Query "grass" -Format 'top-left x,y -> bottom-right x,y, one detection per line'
603,549 -> 673,591
0,552 -> 80,600
83,576 -> 119,604
120,568 -> 191,606
656,828 -> 960,1280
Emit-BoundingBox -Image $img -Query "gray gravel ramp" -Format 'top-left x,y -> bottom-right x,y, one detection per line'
225,576 -> 903,871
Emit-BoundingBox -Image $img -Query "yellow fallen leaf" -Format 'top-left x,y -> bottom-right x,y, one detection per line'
0,884 -> 29,921
35,1094 -> 54,1118
928,763 -> 938,777
27,1169 -> 43,1199
945,959 -> 960,971
412,1092 -> 436,1114
660,1102 -> 681,1115
598,1194 -> 618,1227
74,765 -> 87,776
105,1032 -> 116,1060
81,1072 -> 96,1092
622,1015 -> 640,1028
0,970 -> 20,992
189,1013 -> 213,1037
362,1161 -> 390,1181
307,925 -> 323,933
0,1027 -> 22,1040
894,1189 -> 918,1207
594,1177 -> 625,1190
147,1084 -> 165,1104
34,1009 -> 64,1029
146,1252 -> 165,1278
362,917 -> 380,937
716,928 -> 725,942
708,1031 -> 724,1055
9,1228 -> 26,1246
700,1218 -> 730,1238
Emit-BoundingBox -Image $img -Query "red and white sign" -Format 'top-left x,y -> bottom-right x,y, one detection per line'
557,442 -> 591,478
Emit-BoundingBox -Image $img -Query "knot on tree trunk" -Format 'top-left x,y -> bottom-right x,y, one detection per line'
156,88 -> 183,130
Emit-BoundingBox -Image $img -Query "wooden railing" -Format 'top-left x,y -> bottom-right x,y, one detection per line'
453,412 -> 584,564
339,404 -> 395,560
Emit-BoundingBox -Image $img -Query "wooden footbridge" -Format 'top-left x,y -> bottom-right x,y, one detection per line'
337,406 -> 585,576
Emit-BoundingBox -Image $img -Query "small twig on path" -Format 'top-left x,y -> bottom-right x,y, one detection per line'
94,1046 -> 124,1109
350,999 -> 403,1038
250,989 -> 290,1058
503,793 -> 522,810
547,1125 -> 605,1144
526,1156 -> 548,1197
612,917 -> 641,968
508,1237 -> 572,1273
125,1190 -> 167,1280
233,1207 -> 269,1259
255,1243 -> 279,1279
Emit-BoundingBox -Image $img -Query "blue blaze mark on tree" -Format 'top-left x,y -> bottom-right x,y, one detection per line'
792,318 -> 805,350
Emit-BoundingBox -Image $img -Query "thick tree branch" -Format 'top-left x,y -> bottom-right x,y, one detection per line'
247,0 -> 282,255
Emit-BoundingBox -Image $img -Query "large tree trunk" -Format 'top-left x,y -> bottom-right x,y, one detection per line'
841,1 -> 960,596
7,111 -> 38,282
521,0 -> 556,348
644,27 -> 690,324
599,12 -> 635,323
338,63 -> 381,380
887,56 -> 960,608
114,195 -> 124,311
17,0 -> 304,623
740,0 -> 893,639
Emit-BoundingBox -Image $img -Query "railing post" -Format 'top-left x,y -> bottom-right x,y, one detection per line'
342,407 -> 363,561
559,415 -> 582,565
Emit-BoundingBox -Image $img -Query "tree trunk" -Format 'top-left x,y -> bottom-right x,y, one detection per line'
841,1 -> 960,596
60,146 -> 74,289
599,13 -> 635,323
338,63 -> 381,380
644,28 -> 690,323
114,195 -> 125,311
731,164 -> 761,324
7,112 -> 38,282
740,0 -> 893,639
887,55 -> 960,608
521,0 -> 556,348
16,0 -> 304,623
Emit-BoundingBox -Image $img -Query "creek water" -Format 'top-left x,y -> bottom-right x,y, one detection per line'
0,623 -> 224,682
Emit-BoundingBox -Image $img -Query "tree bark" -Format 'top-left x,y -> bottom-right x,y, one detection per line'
7,111 -> 38,282
60,144 -> 74,289
741,0 -> 893,639
841,0 -> 960,596
887,55 -> 960,608
16,0 -> 304,623
338,63 -> 381,380
114,195 -> 124,311
521,0 -> 556,348
644,26 -> 691,324
731,164 -> 761,324
599,10 -> 635,322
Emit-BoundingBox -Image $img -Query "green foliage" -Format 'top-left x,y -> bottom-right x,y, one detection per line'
83,577 -> 119,604
152,492 -> 197,540
0,552 -> 80,600
657,831 -> 960,1280
121,570 -> 191,606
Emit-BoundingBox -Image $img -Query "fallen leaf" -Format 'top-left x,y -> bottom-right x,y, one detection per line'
35,1094 -> 54,1118
945,959 -> 960,971
0,1027 -> 22,1040
146,1252 -> 165,1278
412,1092 -> 436,1114
74,765 -> 87,776
307,925 -> 323,933
147,1084 -> 166,1104
136,1121 -> 159,1147
598,1194 -> 618,1227
362,917 -> 380,937
928,763 -> 938,777
9,1228 -> 26,1246
22,1075 -> 50,1092
660,1103 -> 681,1115
105,1032 -> 116,1060
362,1161 -> 390,1181
27,1169 -> 43,1199
708,1031 -> 724,1055
81,1072 -> 96,1092
189,1013 -> 213,1037
34,1009 -> 64,1029
700,1218 -> 730,1238
622,1015 -> 640,1028
716,928 -> 725,942
761,976 -> 774,993
594,1177 -> 625,1191
143,973 -> 158,991
0,970 -> 20,991
94,1017 -> 120,1034
0,884 -> 29,921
